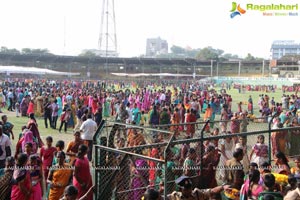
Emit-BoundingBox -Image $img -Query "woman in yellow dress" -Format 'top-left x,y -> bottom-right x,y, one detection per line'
170,107 -> 180,137
35,93 -> 44,117
47,151 -> 73,200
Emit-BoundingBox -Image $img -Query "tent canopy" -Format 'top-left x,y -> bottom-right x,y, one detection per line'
0,66 -> 80,76
110,72 -> 209,77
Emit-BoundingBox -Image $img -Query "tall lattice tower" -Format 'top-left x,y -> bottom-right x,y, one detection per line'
98,0 -> 118,57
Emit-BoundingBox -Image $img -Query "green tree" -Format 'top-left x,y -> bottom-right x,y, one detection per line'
170,45 -> 185,55
222,53 -> 239,59
244,53 -> 255,61
168,45 -> 201,58
186,49 -> 200,58
79,50 -> 97,57
255,57 -> 264,61
21,48 -> 51,54
21,48 -> 32,54
31,49 -> 50,54
0,46 -> 8,52
0,46 -> 20,54
196,46 -> 224,60
9,48 -> 20,54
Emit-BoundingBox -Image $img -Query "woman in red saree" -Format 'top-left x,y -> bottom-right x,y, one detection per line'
149,148 -> 159,187
29,155 -> 43,200
204,104 -> 213,132
27,100 -> 34,116
73,144 -> 93,200
200,145 -> 220,189
177,103 -> 185,132
186,109 -> 197,138
11,153 -> 32,200
91,94 -> 98,114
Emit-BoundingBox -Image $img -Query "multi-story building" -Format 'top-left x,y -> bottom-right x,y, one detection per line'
145,37 -> 168,57
270,40 -> 300,59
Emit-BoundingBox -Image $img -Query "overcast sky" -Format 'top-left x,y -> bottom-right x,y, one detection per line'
0,0 -> 299,59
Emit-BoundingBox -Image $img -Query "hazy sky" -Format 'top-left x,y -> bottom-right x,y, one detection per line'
0,0 -> 299,59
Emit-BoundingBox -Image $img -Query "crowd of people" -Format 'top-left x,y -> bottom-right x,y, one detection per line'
0,79 -> 299,200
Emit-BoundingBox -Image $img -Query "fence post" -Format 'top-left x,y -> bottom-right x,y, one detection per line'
200,120 -> 210,172
164,133 -> 175,199
268,114 -> 277,161
93,119 -> 106,144
96,137 -> 107,200
94,145 -> 99,199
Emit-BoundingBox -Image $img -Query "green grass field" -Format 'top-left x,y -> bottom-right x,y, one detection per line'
3,110 -> 74,153
226,88 -> 292,114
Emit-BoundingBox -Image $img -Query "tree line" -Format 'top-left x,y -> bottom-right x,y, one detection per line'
2,45 -> 295,61
156,45 -> 264,61
0,46 -> 53,55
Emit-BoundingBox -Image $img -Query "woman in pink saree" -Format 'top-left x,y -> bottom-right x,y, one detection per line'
21,130 -> 37,153
27,113 -> 44,148
129,154 -> 149,200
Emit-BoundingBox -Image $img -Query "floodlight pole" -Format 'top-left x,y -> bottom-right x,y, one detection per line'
210,60 -> 213,77
298,61 -> 300,75
216,62 -> 219,77
238,61 -> 241,76
193,64 -> 196,80
262,60 -> 265,77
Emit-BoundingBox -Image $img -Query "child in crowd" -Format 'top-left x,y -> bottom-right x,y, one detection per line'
59,185 -> 94,200
140,110 -> 147,126
14,126 -> 28,159
15,102 -> 20,117
52,140 -> 65,165
204,128 -> 219,149
250,135 -> 269,167
290,157 -> 300,175
235,136 -> 250,174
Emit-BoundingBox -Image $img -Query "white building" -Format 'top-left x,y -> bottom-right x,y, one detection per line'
145,37 -> 168,57
270,40 -> 300,59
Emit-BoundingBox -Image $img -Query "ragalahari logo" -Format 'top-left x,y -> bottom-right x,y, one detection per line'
230,2 -> 246,18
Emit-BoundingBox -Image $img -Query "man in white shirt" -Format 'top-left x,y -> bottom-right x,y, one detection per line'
80,114 -> 97,161
126,102 -> 132,124
160,92 -> 166,104
0,125 -> 12,173
28,89 -> 33,98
